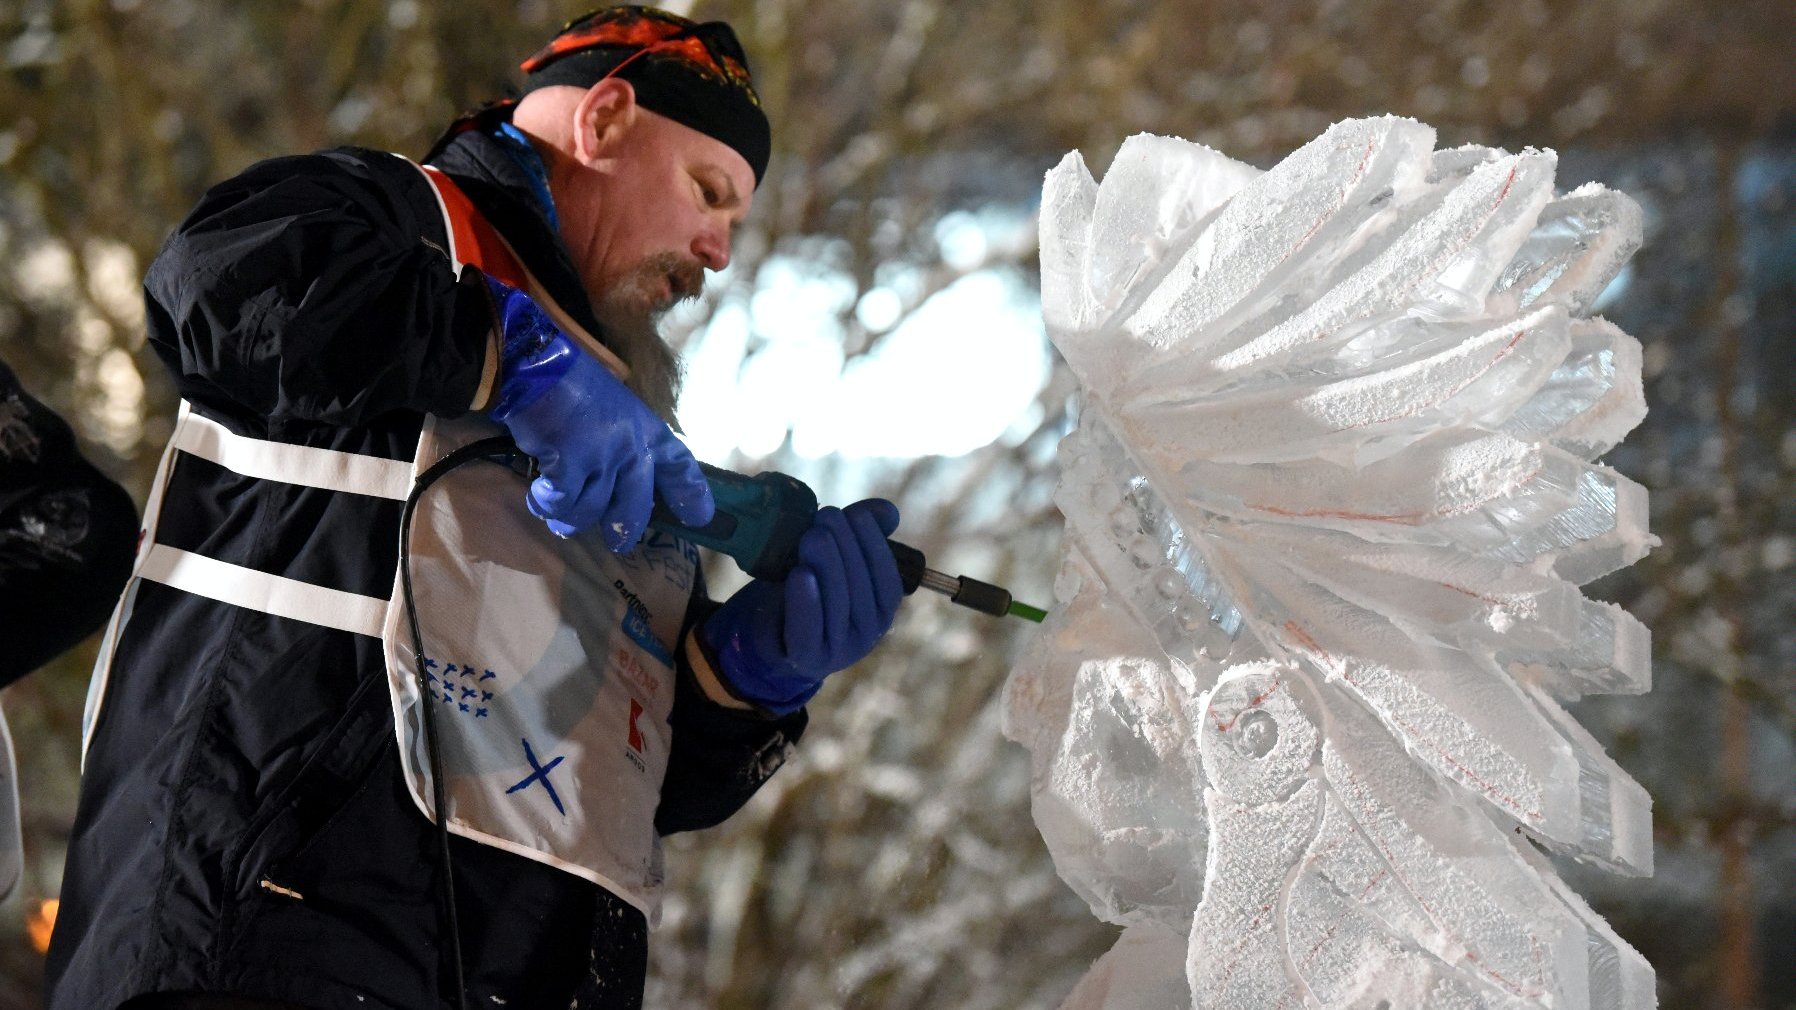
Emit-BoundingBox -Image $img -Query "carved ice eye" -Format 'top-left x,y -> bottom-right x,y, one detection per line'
1235,709 -> 1278,758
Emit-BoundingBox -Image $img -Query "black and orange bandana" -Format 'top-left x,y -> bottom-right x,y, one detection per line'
521,6 -> 769,185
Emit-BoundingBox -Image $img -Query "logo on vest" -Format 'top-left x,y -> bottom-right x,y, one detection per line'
625,698 -> 648,773
616,579 -> 674,668
617,529 -> 700,590
423,656 -> 497,718
613,646 -> 660,703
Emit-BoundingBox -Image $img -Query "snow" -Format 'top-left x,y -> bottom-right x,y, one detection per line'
1004,118 -> 1659,1009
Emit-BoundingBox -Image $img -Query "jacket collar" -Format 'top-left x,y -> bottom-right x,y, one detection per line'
425,107 -> 608,343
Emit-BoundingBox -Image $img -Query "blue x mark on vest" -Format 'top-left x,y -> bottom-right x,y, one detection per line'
505,737 -> 566,815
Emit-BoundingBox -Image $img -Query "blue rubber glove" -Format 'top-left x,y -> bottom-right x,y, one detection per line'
485,276 -> 713,548
701,499 -> 904,715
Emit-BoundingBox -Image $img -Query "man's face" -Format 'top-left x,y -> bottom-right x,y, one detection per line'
561,109 -> 755,336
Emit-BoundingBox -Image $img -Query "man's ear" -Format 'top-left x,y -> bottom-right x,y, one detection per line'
572,78 -> 638,168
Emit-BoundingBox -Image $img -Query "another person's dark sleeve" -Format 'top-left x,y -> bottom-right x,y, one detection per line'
654,573 -> 808,835
143,147 -> 496,426
0,361 -> 138,687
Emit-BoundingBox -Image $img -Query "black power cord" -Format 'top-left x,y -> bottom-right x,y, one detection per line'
397,434 -> 525,1010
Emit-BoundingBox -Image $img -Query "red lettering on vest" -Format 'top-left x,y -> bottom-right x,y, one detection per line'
627,698 -> 646,754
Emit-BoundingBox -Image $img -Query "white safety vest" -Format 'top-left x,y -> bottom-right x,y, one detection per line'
81,158 -> 695,922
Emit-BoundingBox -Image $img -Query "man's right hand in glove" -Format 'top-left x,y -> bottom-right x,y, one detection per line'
696,498 -> 904,715
484,276 -> 713,549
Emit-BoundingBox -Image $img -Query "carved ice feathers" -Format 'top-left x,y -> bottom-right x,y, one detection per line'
1007,117 -> 1657,1010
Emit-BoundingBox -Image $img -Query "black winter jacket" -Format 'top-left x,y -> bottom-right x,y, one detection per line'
45,122 -> 803,1010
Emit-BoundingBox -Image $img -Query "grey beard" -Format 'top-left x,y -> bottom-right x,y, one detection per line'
592,252 -> 702,427
601,312 -> 685,428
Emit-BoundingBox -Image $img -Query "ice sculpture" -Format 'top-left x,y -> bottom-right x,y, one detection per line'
1004,118 -> 1657,1010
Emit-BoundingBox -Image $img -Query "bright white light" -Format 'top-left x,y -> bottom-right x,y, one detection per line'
93,346 -> 144,453
679,258 -> 852,460
678,209 -> 1051,464
738,330 -> 843,457
682,256 -> 1048,467
855,287 -> 903,333
935,212 -> 988,272
84,239 -> 143,330
804,270 -> 1045,458
750,258 -> 855,338
677,303 -> 751,463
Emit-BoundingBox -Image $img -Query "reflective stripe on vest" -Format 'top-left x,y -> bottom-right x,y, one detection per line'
173,409 -> 414,501
132,406 -> 406,637
137,542 -> 389,639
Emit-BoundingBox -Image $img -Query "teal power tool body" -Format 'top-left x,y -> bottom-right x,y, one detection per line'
650,463 -> 1046,622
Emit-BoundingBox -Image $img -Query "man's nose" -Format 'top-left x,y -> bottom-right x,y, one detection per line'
693,226 -> 731,271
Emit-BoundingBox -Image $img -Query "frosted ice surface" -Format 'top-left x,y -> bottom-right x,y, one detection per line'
1055,923 -> 1192,1010
1006,579 -> 1211,932
1007,119 -> 1658,1010
1123,118 -> 1436,358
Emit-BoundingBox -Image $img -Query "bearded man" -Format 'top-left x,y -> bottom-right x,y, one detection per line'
46,8 -> 902,1008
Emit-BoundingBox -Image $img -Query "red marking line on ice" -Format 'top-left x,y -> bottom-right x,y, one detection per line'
1282,617 -> 1550,992
1281,617 -> 1544,824
1301,924 -> 1340,970
1204,901 -> 1277,1002
1333,764 -> 1548,999
1436,581 -> 1512,606
1278,621 -> 1548,830
1252,503 -> 1431,523
1271,922 -> 1344,1010
1281,618 -> 1546,819
1297,139 -> 1378,249
1303,163 -> 1523,346
1244,139 -> 1379,329
1211,677 -> 1286,732
1245,459 -> 1544,525
1331,327 -> 1531,433
1466,936 -> 1552,998
1339,669 -> 1545,823
1280,621 -> 1345,679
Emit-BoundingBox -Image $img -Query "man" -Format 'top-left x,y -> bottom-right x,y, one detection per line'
0,359 -> 138,906
0,359 -> 138,690
46,8 -> 902,1008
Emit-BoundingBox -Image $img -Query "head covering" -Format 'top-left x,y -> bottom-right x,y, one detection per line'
521,6 -> 769,185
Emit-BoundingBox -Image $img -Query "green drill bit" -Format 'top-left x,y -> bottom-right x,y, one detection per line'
1006,599 -> 1048,623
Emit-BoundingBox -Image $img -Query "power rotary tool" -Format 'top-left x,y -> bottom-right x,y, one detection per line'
650,463 -> 1047,622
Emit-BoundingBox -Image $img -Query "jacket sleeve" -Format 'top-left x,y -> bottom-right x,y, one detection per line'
144,147 -> 496,426
0,360 -> 138,687
654,571 -> 808,836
